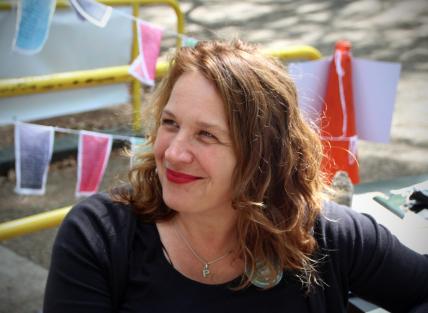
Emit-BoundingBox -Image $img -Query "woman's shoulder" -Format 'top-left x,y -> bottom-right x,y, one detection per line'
61,192 -> 138,246
70,191 -> 132,220
316,200 -> 372,233
314,200 -> 380,251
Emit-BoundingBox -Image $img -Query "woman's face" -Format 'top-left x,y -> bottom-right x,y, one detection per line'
153,71 -> 237,216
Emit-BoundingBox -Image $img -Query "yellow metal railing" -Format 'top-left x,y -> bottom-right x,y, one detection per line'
0,62 -> 170,97
131,2 -> 143,131
0,207 -> 71,241
0,46 -> 320,98
266,45 -> 322,61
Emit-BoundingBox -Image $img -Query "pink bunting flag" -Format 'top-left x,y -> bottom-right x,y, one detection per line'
129,21 -> 163,86
76,131 -> 112,197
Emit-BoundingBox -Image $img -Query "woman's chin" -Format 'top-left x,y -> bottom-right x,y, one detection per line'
162,193 -> 191,213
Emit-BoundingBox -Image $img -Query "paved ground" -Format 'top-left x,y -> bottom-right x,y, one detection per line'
1,0 -> 427,312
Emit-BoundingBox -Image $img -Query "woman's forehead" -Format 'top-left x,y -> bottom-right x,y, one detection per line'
163,72 -> 229,128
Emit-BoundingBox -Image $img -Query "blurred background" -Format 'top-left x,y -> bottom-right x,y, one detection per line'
0,0 -> 427,312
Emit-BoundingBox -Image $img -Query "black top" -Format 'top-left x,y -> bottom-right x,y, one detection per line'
43,193 -> 428,313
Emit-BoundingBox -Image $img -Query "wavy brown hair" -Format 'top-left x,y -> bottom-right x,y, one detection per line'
114,40 -> 325,290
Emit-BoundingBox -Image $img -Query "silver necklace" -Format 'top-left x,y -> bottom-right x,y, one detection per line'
174,221 -> 232,278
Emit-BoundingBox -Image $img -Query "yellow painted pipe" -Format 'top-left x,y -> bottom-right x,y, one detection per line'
131,3 -> 143,133
263,45 -> 322,61
0,61 -> 169,97
0,46 -> 319,98
0,206 -> 71,241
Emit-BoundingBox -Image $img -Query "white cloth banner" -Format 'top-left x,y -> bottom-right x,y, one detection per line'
69,0 -> 112,28
14,122 -> 55,195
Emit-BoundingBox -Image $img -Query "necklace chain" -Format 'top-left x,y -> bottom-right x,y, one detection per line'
174,220 -> 231,278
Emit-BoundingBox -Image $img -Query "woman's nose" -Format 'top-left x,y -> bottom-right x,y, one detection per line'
164,135 -> 193,164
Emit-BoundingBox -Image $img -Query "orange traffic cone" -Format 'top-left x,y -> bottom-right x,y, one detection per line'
320,40 -> 360,184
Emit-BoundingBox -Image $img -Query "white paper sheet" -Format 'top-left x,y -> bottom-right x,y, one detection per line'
288,59 -> 329,127
289,57 -> 401,143
352,58 -> 401,143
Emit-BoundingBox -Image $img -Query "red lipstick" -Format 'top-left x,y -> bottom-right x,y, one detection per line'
166,169 -> 200,184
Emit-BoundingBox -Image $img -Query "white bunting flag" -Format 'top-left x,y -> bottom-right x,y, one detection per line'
15,122 -> 55,195
69,0 -> 112,28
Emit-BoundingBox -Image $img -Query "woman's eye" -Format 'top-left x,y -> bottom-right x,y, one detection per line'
161,118 -> 178,128
199,130 -> 217,141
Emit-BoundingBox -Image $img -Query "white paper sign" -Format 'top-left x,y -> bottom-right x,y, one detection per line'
352,58 -> 401,143
289,57 -> 401,143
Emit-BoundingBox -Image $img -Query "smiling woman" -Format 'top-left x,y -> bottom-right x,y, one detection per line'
154,71 -> 237,218
43,40 -> 428,313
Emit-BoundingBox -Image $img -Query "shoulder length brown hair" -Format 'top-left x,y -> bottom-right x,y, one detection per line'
114,40 -> 325,290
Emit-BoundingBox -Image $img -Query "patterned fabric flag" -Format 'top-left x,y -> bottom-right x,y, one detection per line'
13,0 -> 56,54
69,0 -> 112,28
129,137 -> 148,168
15,122 -> 55,195
129,21 -> 163,86
76,131 -> 112,197
181,35 -> 198,48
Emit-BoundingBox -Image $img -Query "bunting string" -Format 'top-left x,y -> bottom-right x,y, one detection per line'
53,126 -> 134,142
14,122 -> 148,198
11,0 -> 199,84
112,6 -> 190,40
7,0 -> 197,38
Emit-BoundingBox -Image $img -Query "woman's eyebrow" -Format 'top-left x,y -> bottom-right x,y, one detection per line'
161,109 -> 175,118
195,121 -> 229,135
162,109 -> 229,135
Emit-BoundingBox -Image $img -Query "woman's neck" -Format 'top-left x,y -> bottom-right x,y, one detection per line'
175,208 -> 238,259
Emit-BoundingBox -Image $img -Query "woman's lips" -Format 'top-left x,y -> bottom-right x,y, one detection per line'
166,169 -> 201,184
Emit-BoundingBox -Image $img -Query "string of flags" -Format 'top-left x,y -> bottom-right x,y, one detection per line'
9,1 -> 402,187
14,122 -> 147,198
12,0 -> 199,89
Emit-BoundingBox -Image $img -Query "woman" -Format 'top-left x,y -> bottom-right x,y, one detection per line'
44,40 -> 428,312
